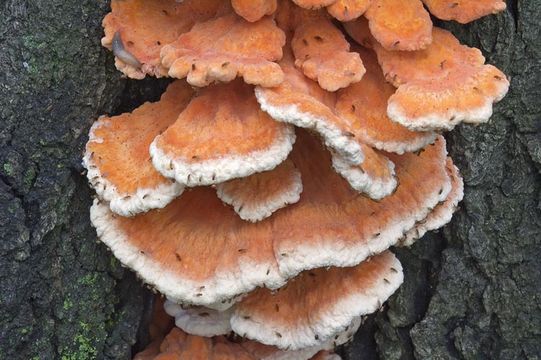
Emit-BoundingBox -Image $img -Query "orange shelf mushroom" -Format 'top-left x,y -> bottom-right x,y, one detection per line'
215,159 -> 303,222
400,157 -> 464,247
88,0 -> 509,357
422,0 -> 507,24
134,327 -> 346,360
160,13 -> 286,87
102,0 -> 225,79
150,80 -> 295,187
90,131 -> 451,309
164,251 -> 402,350
290,9 -> 365,91
83,81 -> 192,216
231,0 -> 278,22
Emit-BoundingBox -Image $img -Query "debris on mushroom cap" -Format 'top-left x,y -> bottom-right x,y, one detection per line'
160,13 -> 286,87
101,0 -> 225,79
255,57 -> 396,199
374,27 -> 509,131
216,159 -> 303,222
150,80 -> 296,187
231,251 -> 402,350
134,326 -> 346,360
335,48 -> 437,154
90,131 -> 451,309
83,81 -> 192,217
163,301 -> 233,337
400,157 -> 464,247
291,9 -> 365,91
231,0 -> 278,22
326,0 -> 371,22
422,0 -> 507,24
363,0 -> 432,51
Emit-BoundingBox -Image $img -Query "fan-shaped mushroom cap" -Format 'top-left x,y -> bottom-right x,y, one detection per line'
160,13 -> 286,87
163,302 -> 233,337
255,59 -> 396,198
374,28 -> 509,131
400,157 -> 464,246
326,0 -> 371,21
291,10 -> 365,91
83,81 -> 192,217
231,0 -> 278,22
216,159 -> 303,222
232,251 -> 402,350
256,59 -> 362,164
422,0 -> 506,24
134,326 -> 346,360
335,48 -> 437,154
101,0 -> 224,79
91,131 -> 450,309
363,0 -> 432,51
150,80 -> 295,187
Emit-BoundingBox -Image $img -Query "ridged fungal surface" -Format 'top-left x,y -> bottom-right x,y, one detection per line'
86,0 -> 508,357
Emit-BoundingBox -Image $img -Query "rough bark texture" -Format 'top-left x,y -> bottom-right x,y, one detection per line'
0,1 -> 539,359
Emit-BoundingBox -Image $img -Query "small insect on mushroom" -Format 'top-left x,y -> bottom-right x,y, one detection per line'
111,31 -> 142,69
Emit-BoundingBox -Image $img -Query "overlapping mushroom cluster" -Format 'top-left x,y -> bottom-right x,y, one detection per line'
86,0 -> 507,358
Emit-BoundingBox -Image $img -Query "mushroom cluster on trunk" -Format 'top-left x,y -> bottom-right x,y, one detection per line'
86,0 -> 508,358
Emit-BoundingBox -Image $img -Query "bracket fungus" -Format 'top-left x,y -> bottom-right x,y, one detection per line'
150,80 -> 295,187
88,0 -> 508,357
83,81 -> 192,216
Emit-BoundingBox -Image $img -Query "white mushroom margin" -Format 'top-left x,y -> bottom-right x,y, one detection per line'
150,125 -> 296,186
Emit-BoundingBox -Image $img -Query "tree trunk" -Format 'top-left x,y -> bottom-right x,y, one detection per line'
0,1 -> 539,359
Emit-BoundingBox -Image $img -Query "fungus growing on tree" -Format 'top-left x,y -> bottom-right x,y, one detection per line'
160,13 -> 286,87
87,0 -> 508,357
102,0 -> 225,78
83,81 -> 192,216
150,80 -> 295,187
215,159 -> 303,222
163,250 -> 402,350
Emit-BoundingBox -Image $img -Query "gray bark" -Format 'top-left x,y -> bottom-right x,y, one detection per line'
0,1 -> 539,359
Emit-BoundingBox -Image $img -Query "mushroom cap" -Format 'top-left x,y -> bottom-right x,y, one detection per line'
134,326 -> 346,360
216,159 -> 303,222
291,10 -> 365,91
334,48 -> 437,154
326,0 -> 371,22
255,58 -> 397,199
83,81 -> 192,217
376,27 -> 510,131
400,157 -> 464,246
231,0 -> 278,22
160,13 -> 286,87
422,0 -> 507,24
91,130 -> 451,309
363,0 -> 432,51
150,80 -> 296,187
231,251 -> 403,350
101,0 -> 224,78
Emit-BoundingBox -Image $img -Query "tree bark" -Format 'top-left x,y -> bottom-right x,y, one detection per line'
0,1 -> 539,359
